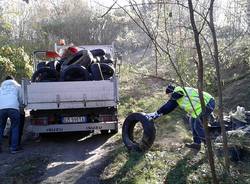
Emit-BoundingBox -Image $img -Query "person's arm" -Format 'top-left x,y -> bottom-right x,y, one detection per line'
157,91 -> 184,114
171,90 -> 184,100
146,91 -> 184,120
157,99 -> 178,115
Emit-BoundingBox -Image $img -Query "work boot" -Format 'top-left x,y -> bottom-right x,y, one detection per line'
185,143 -> 201,151
10,149 -> 23,154
10,147 -> 23,154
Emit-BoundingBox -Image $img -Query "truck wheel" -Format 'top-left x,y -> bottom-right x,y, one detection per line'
32,67 -> 59,82
122,112 -> 156,152
60,64 -> 90,81
90,63 -> 104,80
100,63 -> 115,80
90,49 -> 106,57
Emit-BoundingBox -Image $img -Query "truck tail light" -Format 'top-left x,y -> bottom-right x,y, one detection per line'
31,117 -> 48,125
99,114 -> 117,122
48,116 -> 56,124
31,115 -> 57,125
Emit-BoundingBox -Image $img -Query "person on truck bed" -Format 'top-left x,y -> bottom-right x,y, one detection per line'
59,43 -> 78,59
0,76 -> 22,154
145,84 -> 215,151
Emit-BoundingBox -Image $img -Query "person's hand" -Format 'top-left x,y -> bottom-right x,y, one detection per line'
145,112 -> 161,121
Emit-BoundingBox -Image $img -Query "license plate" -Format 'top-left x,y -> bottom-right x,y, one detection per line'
62,116 -> 87,124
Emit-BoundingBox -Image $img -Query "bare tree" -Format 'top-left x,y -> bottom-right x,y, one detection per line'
111,0 -> 234,183
208,0 -> 230,174
187,0 -> 218,183
248,0 -> 250,32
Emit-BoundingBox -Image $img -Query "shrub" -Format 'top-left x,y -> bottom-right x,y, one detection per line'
0,56 -> 15,82
0,46 -> 33,82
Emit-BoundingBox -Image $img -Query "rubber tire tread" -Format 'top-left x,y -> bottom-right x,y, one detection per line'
90,49 -> 106,57
32,67 -> 59,82
36,62 -> 46,70
60,64 -> 89,81
67,50 -> 93,68
99,63 -> 115,80
122,112 -> 156,152
90,63 -> 104,80
100,59 -> 113,64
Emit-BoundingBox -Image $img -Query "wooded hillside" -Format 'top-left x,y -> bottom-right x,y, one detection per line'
0,0 -> 250,183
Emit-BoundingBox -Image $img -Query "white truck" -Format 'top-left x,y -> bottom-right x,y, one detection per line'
22,43 -> 120,135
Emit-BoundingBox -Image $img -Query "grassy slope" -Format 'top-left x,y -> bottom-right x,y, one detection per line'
99,64 -> 250,184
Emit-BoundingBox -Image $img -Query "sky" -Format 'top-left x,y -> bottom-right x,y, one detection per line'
0,0 -> 230,10
90,0 -> 231,25
91,0 -> 230,7
90,0 -> 129,7
0,0 -> 242,27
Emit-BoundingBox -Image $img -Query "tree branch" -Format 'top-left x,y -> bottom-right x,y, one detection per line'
101,1 -> 117,18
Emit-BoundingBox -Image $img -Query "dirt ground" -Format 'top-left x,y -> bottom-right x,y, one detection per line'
0,124 -> 121,184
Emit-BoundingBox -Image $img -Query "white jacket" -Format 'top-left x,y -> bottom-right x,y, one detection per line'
0,79 -> 21,110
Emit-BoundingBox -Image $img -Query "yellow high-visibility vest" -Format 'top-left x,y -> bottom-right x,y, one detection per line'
174,86 -> 213,118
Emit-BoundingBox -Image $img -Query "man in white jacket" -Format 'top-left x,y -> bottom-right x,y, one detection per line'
0,76 -> 22,154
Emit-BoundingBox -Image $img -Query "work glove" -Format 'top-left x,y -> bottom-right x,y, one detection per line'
145,112 -> 161,121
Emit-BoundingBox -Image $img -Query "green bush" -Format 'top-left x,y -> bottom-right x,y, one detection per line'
0,46 -> 33,82
0,56 -> 16,82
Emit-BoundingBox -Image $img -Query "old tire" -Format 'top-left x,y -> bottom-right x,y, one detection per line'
122,112 -> 156,152
60,64 -> 90,81
37,62 -> 46,70
67,50 -> 93,68
90,63 -> 104,80
32,67 -> 59,82
101,59 -> 113,64
100,63 -> 115,80
90,49 -> 106,57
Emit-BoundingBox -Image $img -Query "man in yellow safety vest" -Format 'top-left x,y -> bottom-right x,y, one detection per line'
146,84 -> 215,151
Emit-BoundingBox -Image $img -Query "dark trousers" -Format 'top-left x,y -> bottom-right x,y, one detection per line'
189,98 -> 215,144
0,109 -> 20,150
9,112 -> 25,146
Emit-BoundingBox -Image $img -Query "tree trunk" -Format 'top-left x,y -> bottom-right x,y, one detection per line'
248,0 -> 250,33
155,46 -> 158,76
209,0 -> 230,174
187,0 -> 218,183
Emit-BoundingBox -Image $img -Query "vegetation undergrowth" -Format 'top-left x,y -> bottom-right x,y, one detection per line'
102,64 -> 250,184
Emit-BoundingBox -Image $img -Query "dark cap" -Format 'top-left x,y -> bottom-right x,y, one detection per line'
165,84 -> 175,94
5,75 -> 14,80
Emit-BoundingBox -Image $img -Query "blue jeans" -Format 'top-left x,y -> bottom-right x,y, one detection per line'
0,108 -> 20,150
9,111 -> 25,146
189,98 -> 215,144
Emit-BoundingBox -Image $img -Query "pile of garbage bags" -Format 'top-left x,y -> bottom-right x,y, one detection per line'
214,106 -> 250,161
